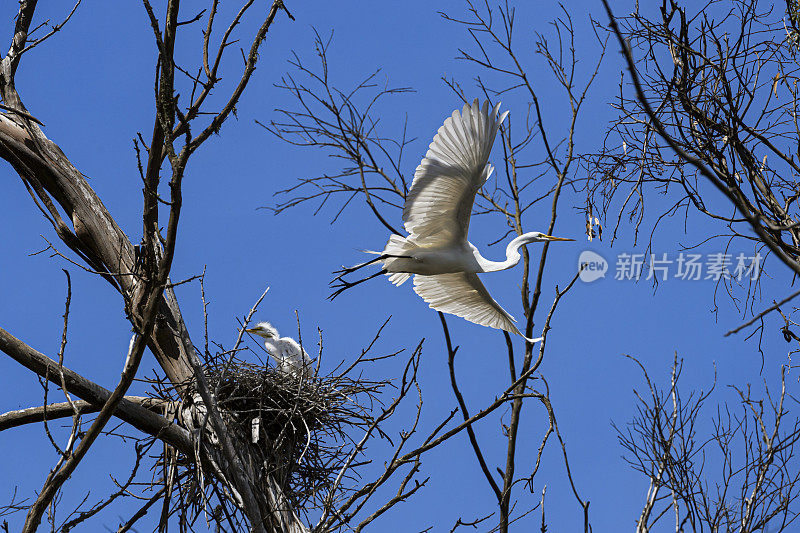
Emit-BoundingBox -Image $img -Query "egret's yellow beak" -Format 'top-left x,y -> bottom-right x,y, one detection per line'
245,327 -> 258,333
541,234 -> 574,242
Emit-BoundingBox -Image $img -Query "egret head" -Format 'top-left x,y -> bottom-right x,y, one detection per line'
518,232 -> 574,244
534,232 -> 573,243
245,321 -> 279,339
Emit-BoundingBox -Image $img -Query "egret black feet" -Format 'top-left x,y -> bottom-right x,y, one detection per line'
328,254 -> 412,300
328,269 -> 385,300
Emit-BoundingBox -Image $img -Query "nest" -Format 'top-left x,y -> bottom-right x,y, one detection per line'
152,354 -> 385,520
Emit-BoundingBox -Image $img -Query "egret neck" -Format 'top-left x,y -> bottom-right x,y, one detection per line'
474,232 -> 559,273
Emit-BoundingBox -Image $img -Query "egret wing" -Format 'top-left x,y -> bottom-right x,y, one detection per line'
283,339 -> 311,366
412,272 -> 522,336
277,338 -> 312,379
403,99 -> 508,245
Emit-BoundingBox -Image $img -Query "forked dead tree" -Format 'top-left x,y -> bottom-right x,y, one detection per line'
0,1 -> 309,530
0,1 -> 459,532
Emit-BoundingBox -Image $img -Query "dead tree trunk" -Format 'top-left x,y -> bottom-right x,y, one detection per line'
0,1 -> 307,531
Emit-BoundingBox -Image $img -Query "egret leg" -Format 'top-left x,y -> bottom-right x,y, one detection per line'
332,254 -> 411,276
328,269 -> 386,300
329,253 -> 413,300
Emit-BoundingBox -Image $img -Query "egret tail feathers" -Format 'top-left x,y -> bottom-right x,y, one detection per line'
381,234 -> 416,286
382,234 -> 414,255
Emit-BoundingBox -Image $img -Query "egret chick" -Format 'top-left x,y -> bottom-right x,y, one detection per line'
245,322 -> 312,379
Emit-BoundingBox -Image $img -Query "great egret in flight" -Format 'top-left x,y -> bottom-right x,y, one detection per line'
337,99 -> 572,342
245,322 -> 312,379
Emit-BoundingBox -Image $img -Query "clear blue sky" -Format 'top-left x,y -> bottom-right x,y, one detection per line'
0,1 -> 790,531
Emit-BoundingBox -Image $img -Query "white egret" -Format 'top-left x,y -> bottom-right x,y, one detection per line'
341,99 -> 572,341
245,322 -> 312,379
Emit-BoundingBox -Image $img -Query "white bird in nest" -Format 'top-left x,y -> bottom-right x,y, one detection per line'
333,99 -> 572,342
245,322 -> 312,379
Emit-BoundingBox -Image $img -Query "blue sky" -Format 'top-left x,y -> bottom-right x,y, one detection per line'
0,1 -> 792,531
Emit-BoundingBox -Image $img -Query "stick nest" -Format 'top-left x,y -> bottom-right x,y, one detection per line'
182,357 -> 383,514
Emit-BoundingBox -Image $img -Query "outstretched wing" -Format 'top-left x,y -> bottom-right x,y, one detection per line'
412,272 -> 522,336
402,99 -> 508,246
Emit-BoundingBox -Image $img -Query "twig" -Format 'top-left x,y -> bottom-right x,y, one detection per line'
725,287 -> 800,336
